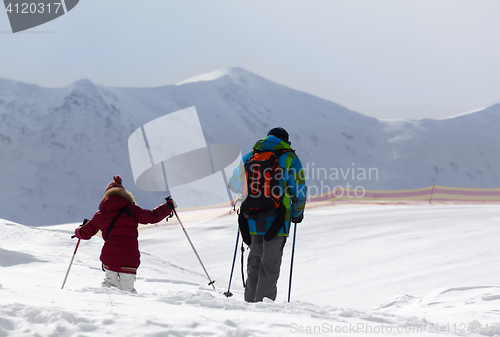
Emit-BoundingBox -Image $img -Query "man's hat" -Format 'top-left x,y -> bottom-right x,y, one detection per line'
267,127 -> 290,144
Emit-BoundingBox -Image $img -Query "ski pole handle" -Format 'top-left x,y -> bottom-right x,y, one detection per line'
70,219 -> 88,239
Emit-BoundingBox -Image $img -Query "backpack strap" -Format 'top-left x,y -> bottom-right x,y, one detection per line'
263,203 -> 287,241
238,210 -> 252,245
251,148 -> 293,155
104,205 -> 132,240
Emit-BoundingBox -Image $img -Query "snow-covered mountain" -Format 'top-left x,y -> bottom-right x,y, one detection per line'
1,67 -> 499,225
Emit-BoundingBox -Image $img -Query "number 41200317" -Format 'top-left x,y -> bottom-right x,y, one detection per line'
5,2 -> 62,14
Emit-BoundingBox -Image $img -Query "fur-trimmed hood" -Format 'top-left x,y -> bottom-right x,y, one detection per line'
99,187 -> 136,212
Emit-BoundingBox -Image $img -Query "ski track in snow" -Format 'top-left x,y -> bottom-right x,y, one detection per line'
1,204 -> 500,336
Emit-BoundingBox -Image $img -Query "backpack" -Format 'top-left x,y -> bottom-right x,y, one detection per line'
240,149 -> 290,220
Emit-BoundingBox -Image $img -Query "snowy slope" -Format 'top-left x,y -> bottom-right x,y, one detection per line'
1,204 -> 499,336
1,68 -> 500,225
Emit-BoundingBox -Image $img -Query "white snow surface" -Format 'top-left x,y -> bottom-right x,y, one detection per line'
176,68 -> 234,86
1,204 -> 499,336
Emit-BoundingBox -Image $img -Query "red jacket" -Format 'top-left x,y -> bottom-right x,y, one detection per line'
75,189 -> 171,274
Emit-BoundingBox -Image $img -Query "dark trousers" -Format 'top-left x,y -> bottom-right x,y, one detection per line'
244,234 -> 286,302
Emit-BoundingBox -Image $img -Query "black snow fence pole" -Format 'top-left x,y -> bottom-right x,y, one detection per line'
288,220 -> 298,303
224,228 -> 240,297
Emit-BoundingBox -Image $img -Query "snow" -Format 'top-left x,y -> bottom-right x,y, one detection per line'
176,68 -> 234,86
439,107 -> 489,120
1,203 -> 499,336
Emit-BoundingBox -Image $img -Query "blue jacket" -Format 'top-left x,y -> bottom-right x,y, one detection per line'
229,135 -> 307,236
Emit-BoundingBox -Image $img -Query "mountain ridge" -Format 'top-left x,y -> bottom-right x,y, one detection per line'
2,69 -> 499,122
1,68 -> 499,225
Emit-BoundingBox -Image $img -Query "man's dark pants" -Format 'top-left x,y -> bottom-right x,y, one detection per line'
244,234 -> 287,302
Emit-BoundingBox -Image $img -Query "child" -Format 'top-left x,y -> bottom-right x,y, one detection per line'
74,175 -> 176,293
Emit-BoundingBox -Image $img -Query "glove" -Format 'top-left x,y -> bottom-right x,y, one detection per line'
72,219 -> 89,239
165,197 -> 177,210
292,213 -> 304,224
165,197 -> 176,220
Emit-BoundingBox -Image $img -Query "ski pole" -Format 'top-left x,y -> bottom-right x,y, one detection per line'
62,219 -> 88,289
288,220 -> 298,302
161,164 -> 215,289
224,228 -> 240,297
172,208 -> 216,289
61,238 -> 81,289
240,242 -> 246,288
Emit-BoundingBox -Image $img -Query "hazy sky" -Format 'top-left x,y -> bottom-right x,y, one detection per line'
1,0 -> 500,119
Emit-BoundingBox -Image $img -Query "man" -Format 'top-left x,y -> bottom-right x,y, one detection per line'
229,127 -> 307,302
